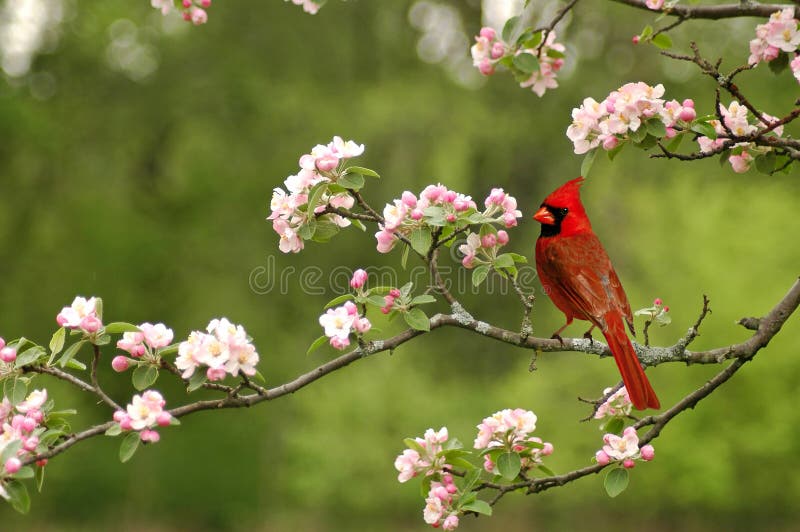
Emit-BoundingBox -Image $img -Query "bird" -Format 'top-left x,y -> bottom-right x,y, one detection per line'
532,177 -> 660,410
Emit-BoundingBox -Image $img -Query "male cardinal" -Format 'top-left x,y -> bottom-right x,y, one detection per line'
532,177 -> 660,410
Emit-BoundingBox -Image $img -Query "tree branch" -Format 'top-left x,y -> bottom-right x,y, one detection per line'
609,0 -> 798,19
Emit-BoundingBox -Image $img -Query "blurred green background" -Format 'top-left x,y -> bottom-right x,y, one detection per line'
1,0 -> 799,530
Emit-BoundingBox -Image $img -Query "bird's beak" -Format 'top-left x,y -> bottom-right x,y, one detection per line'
533,206 -> 555,225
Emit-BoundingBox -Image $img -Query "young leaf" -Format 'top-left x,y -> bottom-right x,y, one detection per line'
132,365 -> 159,391
310,220 -> 340,243
501,15 -> 520,43
512,52 -> 539,73
521,30 -> 543,49
768,51 -> 789,75
665,131 -> 684,152
187,370 -> 207,392
401,244 -> 410,270
604,467 -> 629,498
403,307 -> 430,331
581,149 -> 597,177
600,417 -> 625,435
345,165 -> 380,178
11,466 -> 34,480
640,25 -> 653,38
49,327 -> 66,356
651,33 -> 672,49
497,452 -> 522,481
15,346 -> 46,368
460,468 -> 482,494
4,378 -> 28,405
628,126 -> 648,144
58,340 -> 86,368
507,252 -> 528,264
472,264 -> 490,287
324,294 -> 355,309
103,322 -> 141,334
306,335 -> 329,356
493,253 -> 515,269
337,172 -> 365,191
409,228 -> 433,256
645,118 -> 667,138
691,121 -> 717,139
119,432 -> 140,463
410,294 -> 437,306
461,499 -> 493,516
755,152 -> 777,175
5,480 -> 30,514
105,424 -> 123,437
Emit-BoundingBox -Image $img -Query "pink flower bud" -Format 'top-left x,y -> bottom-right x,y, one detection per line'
595,450 -> 610,465
182,11 -> 192,21
401,191 -> 417,208
679,107 -> 696,122
445,214 -> 457,223
479,27 -> 496,41
410,209 -> 424,220
602,135 -> 619,151
478,58 -> 495,76
502,211 -> 518,228
80,315 -> 102,333
316,155 -> 338,172
496,230 -> 509,245
5,457 -> 21,474
640,444 -> 655,461
343,301 -> 358,316
140,429 -> 160,443
0,337 -> 5,350
383,294 -> 395,307
452,199 -> 470,211
350,269 -> 368,289
113,410 -> 126,423
623,459 -> 636,469
120,417 -> 133,431
206,367 -> 227,381
29,410 -> 43,423
157,412 -> 172,427
682,98 -> 694,109
542,442 -> 554,456
664,127 -> 677,139
653,298 -> 662,306
23,436 -> 38,451
0,346 -> 16,363
481,234 -> 497,248
663,306 -> 670,312
491,41 -> 505,59
485,188 -> 505,207
329,336 -> 350,350
446,482 -> 457,494
182,0 -> 191,7
22,417 -> 37,433
389,288 -> 401,298
380,306 -> 391,315
111,356 -> 130,372
632,35 -> 640,44
443,190 -> 457,203
190,7 -> 207,25
200,0 -> 211,7
11,415 -> 24,430
442,515 -> 459,531
461,254 -> 475,269
442,473 -> 454,485
354,317 -> 372,334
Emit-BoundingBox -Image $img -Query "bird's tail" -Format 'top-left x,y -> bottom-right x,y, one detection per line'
601,311 -> 660,410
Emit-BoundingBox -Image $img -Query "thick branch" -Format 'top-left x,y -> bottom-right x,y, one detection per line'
610,0 -> 798,19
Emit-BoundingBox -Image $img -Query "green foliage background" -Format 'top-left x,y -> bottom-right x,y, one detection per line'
1,1 -> 798,530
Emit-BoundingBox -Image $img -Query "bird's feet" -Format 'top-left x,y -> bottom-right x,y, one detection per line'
550,333 -> 565,346
583,330 -> 594,345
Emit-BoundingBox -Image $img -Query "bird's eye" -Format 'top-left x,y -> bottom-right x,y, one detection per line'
559,208 -> 569,216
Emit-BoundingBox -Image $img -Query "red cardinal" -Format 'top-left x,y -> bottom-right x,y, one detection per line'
533,177 -> 659,410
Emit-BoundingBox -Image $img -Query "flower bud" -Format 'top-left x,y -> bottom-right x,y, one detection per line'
157,412 -> 172,427
679,107 -> 696,122
445,214 -> 457,223
350,269 -> 368,289
602,135 -> 619,151
479,27 -> 496,40
389,288 -> 401,298
632,35 -> 640,44
0,337 -> 5,350
623,459 -> 636,469
315,155 -> 338,173
640,444 -> 655,461
491,41 -> 505,59
478,58 -> 495,76
206,367 -> 227,381
595,450 -> 610,465
653,298 -> 662,306
4,457 -> 21,474
80,315 -> 102,333
140,429 -> 160,443
111,356 -> 130,372
481,234 -> 497,248
496,230 -> 509,245
0,346 -> 17,363
401,191 -> 417,208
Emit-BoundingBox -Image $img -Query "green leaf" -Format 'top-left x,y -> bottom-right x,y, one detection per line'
472,264 -> 490,287
691,121 -> 717,139
400,282 -> 414,298
64,359 -> 86,371
105,424 -> 123,437
94,298 -> 103,322
366,294 -> 387,307
512,52 -> 539,73
665,132 -> 684,152
11,466 -> 35,480
297,221 -> 315,240
187,370 -> 207,392
5,480 -> 30,514
580,149 -> 597,177
755,151 -> 777,175
132,365 -> 159,391
640,25 -> 653,38
4,378 -> 28,405
497,452 -> 522,480
538,464 -> 556,476
103,322 -> 141,334
49,327 -> 65,357
400,244 -> 409,270
645,118 -> 667,138
493,253 -> 514,269
410,294 -> 436,306
35,462 -> 45,493
310,220 -> 340,243
306,335 -> 329,356
350,219 -> 366,232
324,294 -> 354,309
507,253 -> 528,264
606,142 -> 625,161
651,33 -> 672,49
521,30 -> 543,49
336,172 -> 365,190
119,432 -> 140,463
0,440 -> 22,464
306,181 -> 329,216
403,307 -> 430,331
15,346 -> 46,368
600,417 -> 625,435
448,457 -> 477,470
344,165 -> 380,178
460,468 -> 482,494
628,126 -> 648,144
409,228 -> 432,256
501,15 -> 520,43
768,51 -> 789,75
604,467 -> 629,498
57,340 -> 86,368
461,499 -> 492,516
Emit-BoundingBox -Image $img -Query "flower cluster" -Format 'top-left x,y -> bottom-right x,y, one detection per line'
696,101 -> 784,173
0,389 -> 49,486
113,390 -> 172,443
176,318 -> 260,382
285,0 -> 321,15
151,0 -> 212,25
269,136 -> 364,253
634,297 -> 672,326
595,427 -> 654,469
458,229 -> 510,269
380,288 -> 402,314
748,8 -> 800,68
318,301 -> 371,350
471,26 -> 566,97
474,408 -> 553,474
113,322 -> 175,372
566,82 -> 696,154
394,427 -> 450,483
56,296 -> 103,335
423,475 -> 460,530
594,386 -> 633,420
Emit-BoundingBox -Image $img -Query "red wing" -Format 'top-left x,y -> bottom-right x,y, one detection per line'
539,233 -> 633,330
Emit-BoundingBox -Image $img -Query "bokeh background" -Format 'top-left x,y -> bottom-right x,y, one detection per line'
1,0 -> 799,530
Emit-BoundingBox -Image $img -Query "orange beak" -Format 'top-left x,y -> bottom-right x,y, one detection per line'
533,206 -> 555,225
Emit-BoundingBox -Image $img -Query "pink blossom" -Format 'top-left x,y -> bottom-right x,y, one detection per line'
111,356 -> 130,372
206,366 -> 227,381
442,515 -> 459,530
594,386 -> 633,419
330,136 -> 365,158
140,429 -> 160,443
273,219 -> 304,253
729,152 -> 754,173
57,296 -> 101,332
375,227 -> 397,253
189,7 -> 207,25
394,449 -> 422,482
423,495 -> 444,525
139,322 -> 174,349
0,347 -> 16,363
479,27 -> 496,41
383,200 -> 409,230
287,0 -> 320,15
623,459 -> 636,469
4,457 -> 21,474
353,317 -> 372,334
595,450 -> 611,465
151,0 -> 173,15
350,269 -> 368,289
401,191 -> 418,208
602,426 -> 640,461
474,408 -> 538,450
117,331 -> 146,357
484,188 -> 506,207
645,0 -> 664,9
16,389 -> 47,414
792,55 -> 800,82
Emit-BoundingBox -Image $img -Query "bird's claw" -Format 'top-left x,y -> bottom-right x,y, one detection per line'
550,333 -> 565,346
